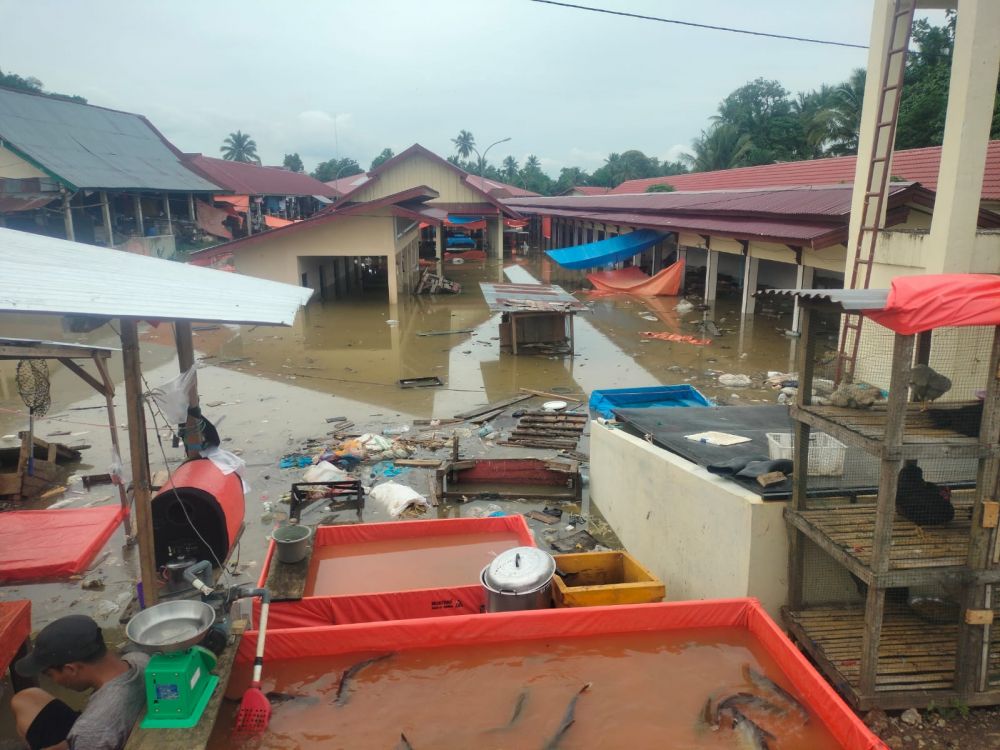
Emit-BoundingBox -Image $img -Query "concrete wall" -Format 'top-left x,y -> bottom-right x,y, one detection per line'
0,145 -> 47,179
350,152 -> 485,205
590,422 -> 789,618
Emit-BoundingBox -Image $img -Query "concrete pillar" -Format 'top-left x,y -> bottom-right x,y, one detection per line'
133,193 -> 144,236
651,242 -> 663,274
704,249 -> 719,302
163,194 -> 173,235
188,192 -> 196,223
62,191 -> 75,241
494,215 -> 504,259
387,253 -> 399,305
676,246 -> 687,291
100,191 -> 114,248
925,0 -> 1000,273
573,222 -> 581,246
435,225 -> 443,261
741,254 -> 759,315
792,265 -> 815,333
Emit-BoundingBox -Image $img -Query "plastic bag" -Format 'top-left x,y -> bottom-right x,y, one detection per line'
368,481 -> 429,518
358,433 -> 394,453
109,447 -> 130,487
201,445 -> 250,494
303,461 -> 351,483
149,367 -> 196,424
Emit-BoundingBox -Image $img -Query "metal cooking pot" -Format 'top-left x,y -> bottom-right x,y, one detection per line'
481,546 -> 555,613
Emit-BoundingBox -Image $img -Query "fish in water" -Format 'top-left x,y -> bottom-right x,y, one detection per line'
544,682 -> 591,750
741,665 -> 809,723
715,693 -> 786,723
487,689 -> 529,732
265,691 -> 318,707
730,707 -> 775,750
398,732 -> 414,750
334,653 -> 394,706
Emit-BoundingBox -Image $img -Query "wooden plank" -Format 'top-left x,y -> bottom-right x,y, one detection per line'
982,501 -> 1000,529
94,353 -> 133,539
394,459 -> 443,468
264,544 -> 314,602
59,358 -> 107,396
453,393 -> 532,420
519,388 -> 582,402
125,625 -> 245,750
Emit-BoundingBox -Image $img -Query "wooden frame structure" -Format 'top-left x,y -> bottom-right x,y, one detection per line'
479,282 -> 587,356
783,299 -> 1000,710
0,338 -> 133,538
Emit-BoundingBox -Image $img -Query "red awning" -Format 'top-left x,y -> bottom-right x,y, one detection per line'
214,194 -> 250,212
865,274 -> 1000,334
264,215 -> 294,229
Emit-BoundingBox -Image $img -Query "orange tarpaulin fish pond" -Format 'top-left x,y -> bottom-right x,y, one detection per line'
587,260 -> 684,296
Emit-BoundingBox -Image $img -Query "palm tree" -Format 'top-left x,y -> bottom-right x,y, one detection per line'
792,86 -> 838,159
452,130 -> 476,160
221,131 -> 260,163
523,154 -> 541,172
502,156 -> 519,181
683,124 -> 752,172
828,68 -> 866,156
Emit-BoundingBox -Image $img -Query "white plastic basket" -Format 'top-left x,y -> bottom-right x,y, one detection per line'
765,431 -> 846,476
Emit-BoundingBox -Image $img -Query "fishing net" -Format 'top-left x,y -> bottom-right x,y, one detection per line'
15,359 -> 51,417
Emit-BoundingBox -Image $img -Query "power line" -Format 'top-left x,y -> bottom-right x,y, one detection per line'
529,0 -> 869,50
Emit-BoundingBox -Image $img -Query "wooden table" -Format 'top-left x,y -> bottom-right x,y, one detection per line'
124,624 -> 244,750
0,599 -> 31,690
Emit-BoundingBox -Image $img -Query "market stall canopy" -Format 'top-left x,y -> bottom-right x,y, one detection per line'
546,229 -> 667,269
0,227 -> 312,326
479,282 -> 589,313
587,261 -> 685,296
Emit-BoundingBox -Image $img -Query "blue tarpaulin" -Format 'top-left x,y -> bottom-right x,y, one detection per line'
545,229 -> 667,270
447,215 -> 483,224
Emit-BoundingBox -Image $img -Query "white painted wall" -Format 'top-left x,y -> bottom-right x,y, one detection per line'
590,422 -> 789,618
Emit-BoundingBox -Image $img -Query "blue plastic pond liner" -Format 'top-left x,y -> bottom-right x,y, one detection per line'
589,385 -> 712,419
545,229 -> 666,270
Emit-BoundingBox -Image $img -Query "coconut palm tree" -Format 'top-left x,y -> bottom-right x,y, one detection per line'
502,156 -> 519,181
827,69 -> 866,156
221,131 -> 260,163
452,130 -> 476,159
683,124 -> 752,172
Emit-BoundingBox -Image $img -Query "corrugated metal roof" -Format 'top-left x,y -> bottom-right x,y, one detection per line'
479,282 -> 588,313
756,288 -> 889,310
0,87 -> 218,192
0,227 -> 311,325
184,154 -> 338,198
613,141 -> 1000,200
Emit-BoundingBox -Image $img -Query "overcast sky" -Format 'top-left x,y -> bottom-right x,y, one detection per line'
1,1 -> 946,176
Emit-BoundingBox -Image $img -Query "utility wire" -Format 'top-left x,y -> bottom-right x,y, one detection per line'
529,0 -> 869,50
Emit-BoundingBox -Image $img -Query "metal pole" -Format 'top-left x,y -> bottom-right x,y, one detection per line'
100,191 -> 114,248
163,193 -> 173,235
133,193 -> 144,236
61,190 -> 75,241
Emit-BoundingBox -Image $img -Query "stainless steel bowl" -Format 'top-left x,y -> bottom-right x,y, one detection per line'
126,600 -> 216,653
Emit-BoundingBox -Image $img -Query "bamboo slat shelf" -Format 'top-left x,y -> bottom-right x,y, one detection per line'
784,493 -> 995,587
790,402 -> 995,460
783,605 -> 1000,710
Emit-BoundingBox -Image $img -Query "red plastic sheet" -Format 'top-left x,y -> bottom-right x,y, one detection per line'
236,599 -> 884,750
864,274 -> 1000,335
0,600 -> 31,673
542,216 -> 551,239
640,330 -> 712,346
263,215 -> 293,229
587,260 -> 685,296
0,506 -> 124,583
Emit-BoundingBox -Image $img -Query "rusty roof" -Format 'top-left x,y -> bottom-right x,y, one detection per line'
184,154 -> 338,198
479,282 -> 588,313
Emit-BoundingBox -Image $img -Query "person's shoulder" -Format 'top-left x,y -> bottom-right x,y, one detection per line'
123,651 -> 151,670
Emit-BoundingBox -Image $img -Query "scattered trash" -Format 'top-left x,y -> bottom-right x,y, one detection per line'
399,376 -> 444,389
326,416 -> 349,423
303,461 -> 351,483
46,497 -> 74,510
80,576 -> 105,591
675,299 -> 695,313
718,373 -> 752,388
550,530 -> 599,554
382,425 -> 411,436
369,481 -> 430,518
526,510 -> 560,525
279,454 -> 313,469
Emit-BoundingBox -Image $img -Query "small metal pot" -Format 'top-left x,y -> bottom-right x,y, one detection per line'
481,546 -> 555,613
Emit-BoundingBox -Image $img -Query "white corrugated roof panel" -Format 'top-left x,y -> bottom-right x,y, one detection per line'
0,228 -> 312,325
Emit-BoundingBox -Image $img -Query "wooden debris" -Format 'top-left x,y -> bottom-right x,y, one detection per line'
559,450 -> 590,463
151,470 -> 169,489
39,485 -> 67,501
412,418 -> 463,426
82,473 -> 113,489
399,376 -> 444,389
757,471 -> 787,488
519,388 -> 582,403
526,510 -> 561,525
454,394 -> 532,420
416,328 -> 475,337
415,269 -> 462,295
394,459 -> 442,468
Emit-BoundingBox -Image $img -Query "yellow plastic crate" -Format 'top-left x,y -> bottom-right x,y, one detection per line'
552,551 -> 665,607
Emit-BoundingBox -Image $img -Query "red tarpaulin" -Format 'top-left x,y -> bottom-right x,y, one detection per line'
0,600 -> 31,674
195,199 -> 233,240
640,330 -> 712,346
865,274 -> 1000,334
0,506 -> 124,583
542,216 -> 551,239
235,599 -> 884,750
214,194 -> 250,212
588,260 -> 685,296
264,215 -> 294,229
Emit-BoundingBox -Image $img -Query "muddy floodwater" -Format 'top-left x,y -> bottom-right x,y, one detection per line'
210,628 -> 838,750
305,532 -> 524,596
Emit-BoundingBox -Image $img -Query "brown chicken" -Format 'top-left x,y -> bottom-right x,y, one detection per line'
909,364 -> 952,410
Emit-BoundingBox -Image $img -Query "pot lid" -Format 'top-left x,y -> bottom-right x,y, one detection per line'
483,546 -> 555,593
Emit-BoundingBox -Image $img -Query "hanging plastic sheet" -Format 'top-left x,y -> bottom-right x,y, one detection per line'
588,260 -> 685,296
864,273 -> 1000,334
0,600 -> 30,673
546,229 -> 666,270
235,598 -> 883,750
264,215 -> 294,229
0,506 -> 124,583
194,199 -> 232,240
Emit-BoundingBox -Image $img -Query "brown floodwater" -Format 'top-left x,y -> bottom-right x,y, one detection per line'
304,532 -> 524,596
209,628 -> 840,750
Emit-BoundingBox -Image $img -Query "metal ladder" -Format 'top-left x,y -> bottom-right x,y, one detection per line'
836,0 -> 916,383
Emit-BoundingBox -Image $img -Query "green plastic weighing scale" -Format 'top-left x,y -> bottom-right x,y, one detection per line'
126,600 -> 219,729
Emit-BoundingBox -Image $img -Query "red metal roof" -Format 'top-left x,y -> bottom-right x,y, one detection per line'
325,173 -> 370,196
184,154 -> 339,198
612,142 -> 1000,201
561,186 -> 612,196
466,174 -> 538,198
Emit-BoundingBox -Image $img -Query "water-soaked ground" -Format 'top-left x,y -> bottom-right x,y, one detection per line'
0,255 -> 834,741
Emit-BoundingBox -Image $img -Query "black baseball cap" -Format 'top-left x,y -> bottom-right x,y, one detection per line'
15,615 -> 105,677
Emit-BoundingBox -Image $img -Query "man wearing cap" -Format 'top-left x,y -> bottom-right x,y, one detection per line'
10,615 -> 149,750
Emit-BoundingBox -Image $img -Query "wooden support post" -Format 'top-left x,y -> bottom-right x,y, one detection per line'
792,264 -> 815,333
120,318 -> 158,606
93,354 -> 134,541
859,332 -> 914,696
101,191 -> 114,248
62,191 -> 75,241
704,246 -> 719,303
133,194 -> 144,236
958,325 -> 1000,695
188,192 -> 196,223
174,321 -> 202,459
163,194 -> 173,235
788,303 -> 817,609
511,314 -> 519,356
568,313 -> 575,355
741,254 -> 759,315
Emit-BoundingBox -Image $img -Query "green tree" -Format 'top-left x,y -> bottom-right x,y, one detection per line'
683,124 -> 752,172
713,78 -> 802,164
370,148 -> 395,170
0,67 -> 86,103
554,166 -> 591,194
591,150 -> 662,187
220,131 -> 260,164
311,157 -> 363,182
826,68 -> 866,156
660,160 -> 689,176
646,183 -> 675,193
519,155 -> 553,194
502,156 -> 519,182
793,85 -> 839,158
282,153 -> 304,172
451,130 -> 476,159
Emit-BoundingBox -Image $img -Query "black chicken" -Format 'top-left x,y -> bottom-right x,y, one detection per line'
896,462 -> 954,526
